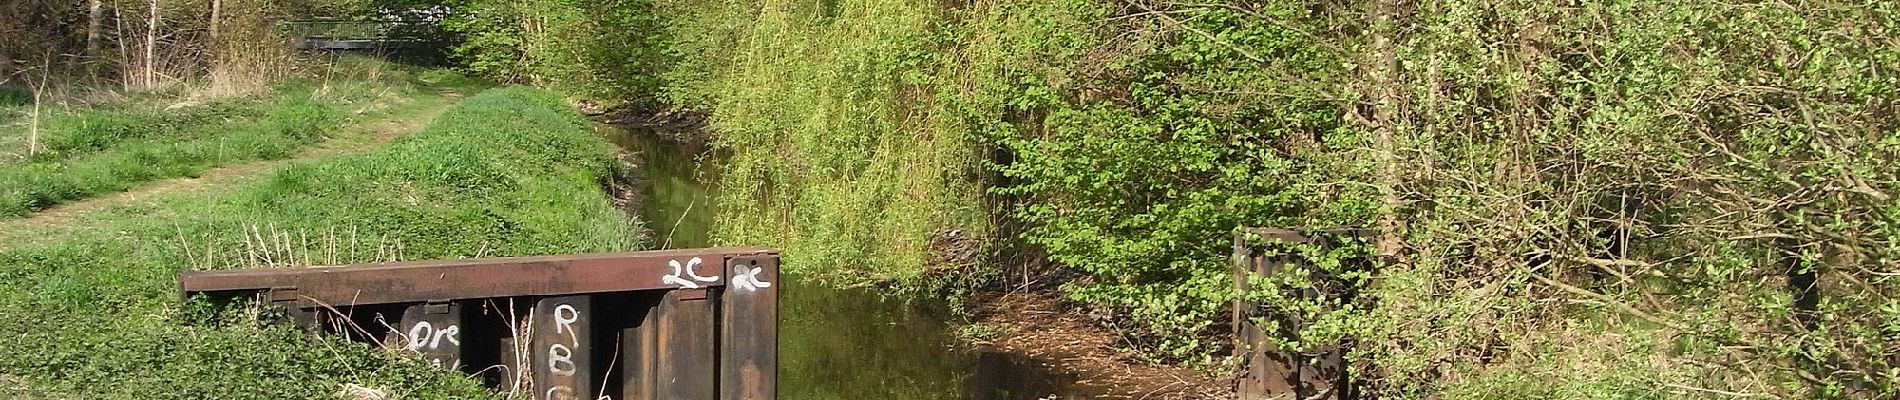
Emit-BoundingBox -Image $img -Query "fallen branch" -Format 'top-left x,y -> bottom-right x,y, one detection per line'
1528,272 -> 1682,331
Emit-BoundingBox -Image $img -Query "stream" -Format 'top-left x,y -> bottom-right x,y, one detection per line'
599,123 -> 1071,400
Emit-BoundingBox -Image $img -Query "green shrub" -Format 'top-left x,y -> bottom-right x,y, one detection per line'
980,0 -> 1372,362
438,0 -> 670,102
0,87 -> 30,106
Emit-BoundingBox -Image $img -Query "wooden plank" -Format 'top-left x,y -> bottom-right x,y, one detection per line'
532,296 -> 593,400
720,257 -> 778,400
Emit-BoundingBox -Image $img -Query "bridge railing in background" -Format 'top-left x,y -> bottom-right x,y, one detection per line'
282,20 -> 441,50
1233,228 -> 1371,400
180,247 -> 780,400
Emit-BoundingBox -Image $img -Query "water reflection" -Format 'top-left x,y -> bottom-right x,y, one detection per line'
598,122 -> 1064,400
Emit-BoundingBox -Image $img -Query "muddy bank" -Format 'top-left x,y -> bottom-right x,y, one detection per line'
970,291 -> 1232,399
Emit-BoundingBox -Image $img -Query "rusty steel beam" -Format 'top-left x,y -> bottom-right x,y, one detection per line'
178,247 -> 781,400
657,289 -> 716,400
179,247 -> 775,307
623,307 -> 660,400
1231,228 -> 1367,400
720,255 -> 778,400
532,296 -> 594,400
398,302 -> 466,370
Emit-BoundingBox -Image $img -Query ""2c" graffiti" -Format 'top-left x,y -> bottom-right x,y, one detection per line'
661,257 -> 720,288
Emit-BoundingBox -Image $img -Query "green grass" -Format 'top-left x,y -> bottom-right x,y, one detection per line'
0,86 -> 641,398
0,59 -> 487,219
0,94 -> 341,217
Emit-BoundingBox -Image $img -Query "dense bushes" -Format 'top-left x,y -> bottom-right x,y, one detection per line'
424,0 -> 1898,396
987,1 -> 1373,361
435,0 -> 671,102
0,86 -> 638,398
1353,2 -> 1899,397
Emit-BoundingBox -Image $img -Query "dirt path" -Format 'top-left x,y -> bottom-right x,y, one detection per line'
0,99 -> 453,240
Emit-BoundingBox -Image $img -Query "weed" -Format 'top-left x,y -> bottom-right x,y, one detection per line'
956,322 -> 1000,342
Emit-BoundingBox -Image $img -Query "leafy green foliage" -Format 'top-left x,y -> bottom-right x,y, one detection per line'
1339,1 -> 1900,397
647,0 -> 991,285
419,0 -> 1900,395
981,1 -> 1374,361
437,0 -> 671,102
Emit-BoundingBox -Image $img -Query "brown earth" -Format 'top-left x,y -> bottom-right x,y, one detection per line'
971,290 -> 1236,399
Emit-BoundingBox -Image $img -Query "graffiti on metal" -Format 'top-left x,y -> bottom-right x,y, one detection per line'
178,247 -> 781,400
663,257 -> 720,288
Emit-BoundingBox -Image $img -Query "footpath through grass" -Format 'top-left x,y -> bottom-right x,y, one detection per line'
0,62 -> 484,218
0,86 -> 641,398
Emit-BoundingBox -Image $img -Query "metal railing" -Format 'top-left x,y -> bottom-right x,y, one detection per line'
180,247 -> 780,400
1232,228 -> 1369,400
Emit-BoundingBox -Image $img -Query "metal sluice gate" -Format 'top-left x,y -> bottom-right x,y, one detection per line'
178,247 -> 780,400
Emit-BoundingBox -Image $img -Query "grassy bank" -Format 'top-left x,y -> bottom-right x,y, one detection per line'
0,58 -> 484,218
0,86 -> 639,398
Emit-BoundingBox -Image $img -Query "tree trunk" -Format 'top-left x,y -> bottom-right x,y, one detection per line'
208,0 -> 220,42
113,0 -> 132,87
27,90 -> 40,157
1369,0 -> 1406,258
28,59 -> 49,157
87,0 -> 104,59
143,0 -> 157,87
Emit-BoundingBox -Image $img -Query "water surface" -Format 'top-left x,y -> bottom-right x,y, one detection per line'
603,123 -> 1064,399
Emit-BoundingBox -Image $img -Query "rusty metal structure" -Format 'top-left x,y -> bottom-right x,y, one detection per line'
179,247 -> 780,400
1232,228 -> 1369,400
